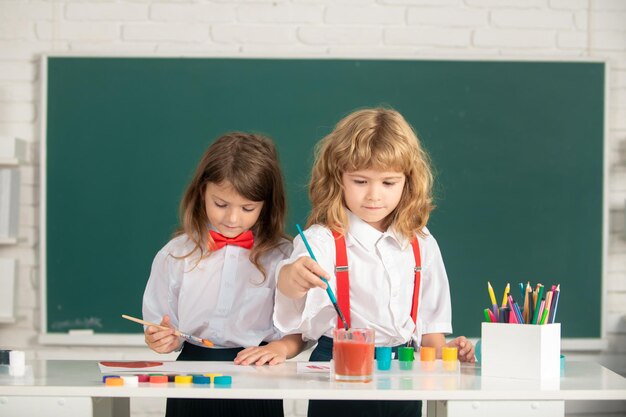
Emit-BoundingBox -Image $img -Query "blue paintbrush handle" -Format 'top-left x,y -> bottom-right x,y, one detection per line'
296,224 -> 347,329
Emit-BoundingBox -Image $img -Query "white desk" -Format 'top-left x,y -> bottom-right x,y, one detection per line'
1,360 -> 625,417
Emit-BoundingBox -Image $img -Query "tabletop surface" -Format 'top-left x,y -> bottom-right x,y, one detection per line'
1,360 -> 626,401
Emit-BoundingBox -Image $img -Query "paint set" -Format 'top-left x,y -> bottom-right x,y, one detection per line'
102,372 -> 232,387
331,328 -> 461,383
375,345 -> 460,373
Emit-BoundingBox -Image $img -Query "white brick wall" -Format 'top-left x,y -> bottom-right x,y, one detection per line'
0,1 -> 624,417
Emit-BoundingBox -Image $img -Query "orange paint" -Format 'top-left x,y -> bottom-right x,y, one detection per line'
149,375 -> 168,383
201,339 -> 214,347
105,377 -> 124,386
333,340 -> 374,381
420,346 -> 436,362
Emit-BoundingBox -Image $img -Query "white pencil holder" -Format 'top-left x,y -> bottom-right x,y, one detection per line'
481,322 -> 561,380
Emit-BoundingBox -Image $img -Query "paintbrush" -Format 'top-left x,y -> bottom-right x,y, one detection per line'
122,314 -> 214,347
295,224 -> 349,330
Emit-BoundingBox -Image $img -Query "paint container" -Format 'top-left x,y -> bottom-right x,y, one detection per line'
214,375 -> 232,387
174,375 -> 193,384
9,350 -> 25,377
474,339 -> 482,363
332,328 -> 375,382
419,346 -> 436,362
105,377 -> 124,386
442,346 -> 459,371
442,346 -> 458,362
121,375 -> 139,386
375,346 -> 392,371
398,346 -> 415,370
149,375 -> 168,384
102,375 -> 119,383
136,374 -> 150,383
192,374 -> 211,384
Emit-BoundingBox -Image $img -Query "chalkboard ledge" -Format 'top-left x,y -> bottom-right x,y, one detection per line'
39,333 -> 145,346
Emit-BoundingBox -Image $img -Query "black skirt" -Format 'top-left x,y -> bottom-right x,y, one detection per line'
307,336 -> 422,417
165,342 -> 284,417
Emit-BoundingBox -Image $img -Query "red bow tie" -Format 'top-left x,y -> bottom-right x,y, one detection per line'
209,230 -> 254,250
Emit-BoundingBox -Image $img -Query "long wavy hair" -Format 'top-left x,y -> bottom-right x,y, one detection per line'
307,107 -> 434,240
177,132 -> 288,278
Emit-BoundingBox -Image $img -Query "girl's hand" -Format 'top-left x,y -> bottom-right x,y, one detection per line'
235,334 -> 305,366
277,256 -> 329,299
144,315 -> 181,354
447,336 -> 475,363
234,341 -> 288,366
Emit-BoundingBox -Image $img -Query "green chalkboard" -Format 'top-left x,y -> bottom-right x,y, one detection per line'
44,57 -> 605,340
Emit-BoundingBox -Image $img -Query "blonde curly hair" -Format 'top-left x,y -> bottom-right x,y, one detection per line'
307,107 -> 434,240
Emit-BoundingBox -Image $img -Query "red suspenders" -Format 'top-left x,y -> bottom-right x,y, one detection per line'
332,230 -> 422,329
333,231 -> 351,329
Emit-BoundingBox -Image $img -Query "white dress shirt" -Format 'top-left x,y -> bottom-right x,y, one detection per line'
143,234 -> 291,348
274,211 -> 452,347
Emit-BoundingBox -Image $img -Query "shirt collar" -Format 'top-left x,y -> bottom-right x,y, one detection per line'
345,210 -> 409,251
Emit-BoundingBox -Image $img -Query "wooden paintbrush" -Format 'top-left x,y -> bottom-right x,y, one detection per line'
122,314 -> 214,347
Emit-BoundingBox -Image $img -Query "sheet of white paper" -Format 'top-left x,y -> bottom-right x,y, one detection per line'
297,362 -> 331,373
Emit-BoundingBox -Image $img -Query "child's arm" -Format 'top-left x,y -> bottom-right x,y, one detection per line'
144,315 -> 182,354
277,257 -> 329,299
234,334 -> 306,366
421,333 -> 475,363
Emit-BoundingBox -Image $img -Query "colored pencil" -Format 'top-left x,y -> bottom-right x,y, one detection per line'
535,298 -> 545,325
548,284 -> 560,323
488,281 -> 499,317
483,308 -> 492,323
540,290 -> 553,325
508,295 -> 523,324
532,284 -> 544,324
523,282 -> 531,324
500,283 -> 510,309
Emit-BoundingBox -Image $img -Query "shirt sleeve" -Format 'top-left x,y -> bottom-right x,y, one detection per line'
417,233 -> 453,337
142,240 -> 184,330
273,226 -> 337,341
263,239 -> 293,342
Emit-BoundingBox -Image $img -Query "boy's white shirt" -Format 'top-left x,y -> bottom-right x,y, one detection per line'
273,211 -> 453,347
143,233 -> 291,349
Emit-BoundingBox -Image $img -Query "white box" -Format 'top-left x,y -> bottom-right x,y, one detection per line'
0,137 -> 26,162
481,322 -> 560,380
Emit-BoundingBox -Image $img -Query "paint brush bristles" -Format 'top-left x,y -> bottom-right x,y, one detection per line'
121,314 -> 214,347
295,224 -> 349,330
